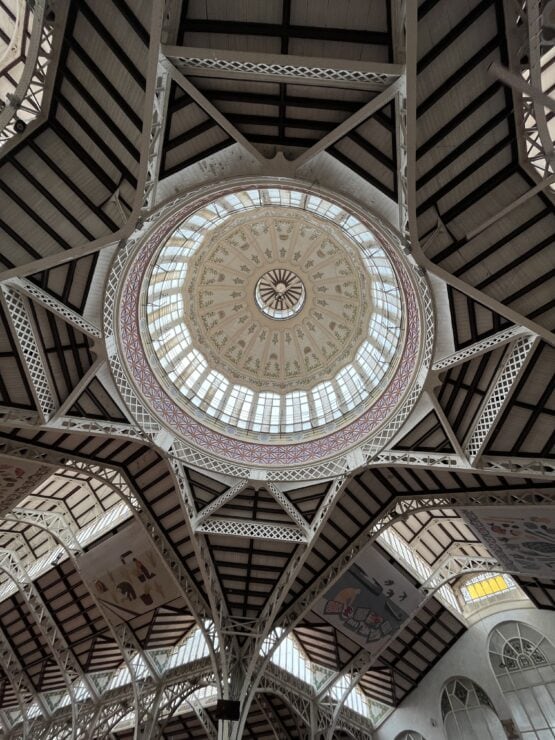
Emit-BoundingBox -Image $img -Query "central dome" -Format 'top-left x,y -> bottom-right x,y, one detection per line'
141,193 -> 404,439
111,179 -> 431,475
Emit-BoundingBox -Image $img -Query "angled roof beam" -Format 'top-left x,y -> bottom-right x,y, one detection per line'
0,507 -> 167,737
465,174 -> 555,240
196,517 -> 307,543
143,54 -> 172,210
163,46 -> 402,91
232,475 -> 350,736
192,479 -> 249,527
0,436 -> 220,683
464,334 -> 539,463
266,482 -> 310,536
170,459 -> 243,688
371,449 -> 555,479
0,548 -> 99,704
0,411 -> 143,442
2,278 -> 103,341
431,325 -> 530,371
402,0 -> 555,348
260,487 -> 555,690
294,77 -> 403,169
166,57 -> 266,166
0,286 -> 57,423
0,625 -> 50,733
47,356 -> 106,422
425,390 -> 467,460
0,0 -> 166,282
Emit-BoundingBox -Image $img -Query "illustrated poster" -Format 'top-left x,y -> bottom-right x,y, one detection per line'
462,507 -> 555,577
313,546 -> 420,653
79,521 -> 180,624
0,455 -> 52,515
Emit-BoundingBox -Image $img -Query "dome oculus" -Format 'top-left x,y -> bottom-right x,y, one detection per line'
255,268 -> 306,320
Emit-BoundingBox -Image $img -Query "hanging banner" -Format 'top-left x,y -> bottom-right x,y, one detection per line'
313,546 -> 420,653
0,455 -> 52,514
462,507 -> 555,578
79,520 -> 180,624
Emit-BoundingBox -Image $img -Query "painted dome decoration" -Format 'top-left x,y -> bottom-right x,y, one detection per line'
109,180 -> 432,477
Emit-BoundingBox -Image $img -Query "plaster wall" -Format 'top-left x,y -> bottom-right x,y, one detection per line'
374,607 -> 555,740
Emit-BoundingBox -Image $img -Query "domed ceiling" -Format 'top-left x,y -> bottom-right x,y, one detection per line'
110,181 -> 432,476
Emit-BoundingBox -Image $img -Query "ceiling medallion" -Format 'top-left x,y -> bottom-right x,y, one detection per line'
255,268 -> 306,320
108,179 -> 433,478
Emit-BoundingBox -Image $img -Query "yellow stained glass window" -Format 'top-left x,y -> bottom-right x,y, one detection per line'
461,573 -> 516,603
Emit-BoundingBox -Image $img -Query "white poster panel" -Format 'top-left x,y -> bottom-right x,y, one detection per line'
462,507 -> 555,577
0,455 -> 52,514
313,546 -> 420,653
79,521 -> 180,624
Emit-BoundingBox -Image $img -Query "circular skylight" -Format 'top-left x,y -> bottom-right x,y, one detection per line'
112,178 -> 431,474
141,189 -> 403,438
255,268 -> 306,320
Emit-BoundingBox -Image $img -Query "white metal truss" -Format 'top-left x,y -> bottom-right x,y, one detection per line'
0,409 -> 143,441
233,476 -> 349,738
0,509 -> 164,739
196,517 -> 307,543
9,657 -> 216,740
293,77 -> 403,169
170,458 -> 241,702
464,334 -> 538,462
258,661 -> 373,740
48,357 -> 106,421
157,680 -> 217,739
166,57 -> 266,165
6,654 -> 370,740
163,46 -> 403,90
0,0 -> 55,148
276,487 -> 555,644
402,0 -> 555,348
0,624 -> 50,735
255,694 -> 291,740
426,390 -> 467,460
0,437 -> 220,681
500,0 -> 555,192
395,79 -> 410,240
0,285 -> 57,421
431,325 -> 530,371
266,482 -> 310,536
0,509 -> 214,740
3,507 -> 81,555
370,449 -> 555,479
0,548 -> 96,722
2,278 -> 103,340
143,55 -> 171,210
192,479 -> 249,527
518,0 -> 555,178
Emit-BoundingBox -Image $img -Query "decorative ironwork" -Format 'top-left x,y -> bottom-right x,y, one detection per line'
464,335 -> 537,461
0,286 -> 56,421
0,0 -> 55,148
432,326 -> 530,371
5,278 -> 103,339
171,54 -> 400,88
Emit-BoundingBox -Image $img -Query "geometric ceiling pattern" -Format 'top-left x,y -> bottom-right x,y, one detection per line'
0,0 -> 553,738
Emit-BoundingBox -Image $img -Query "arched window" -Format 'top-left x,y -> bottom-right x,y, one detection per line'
395,732 -> 426,740
489,621 -> 555,736
441,677 -> 506,739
